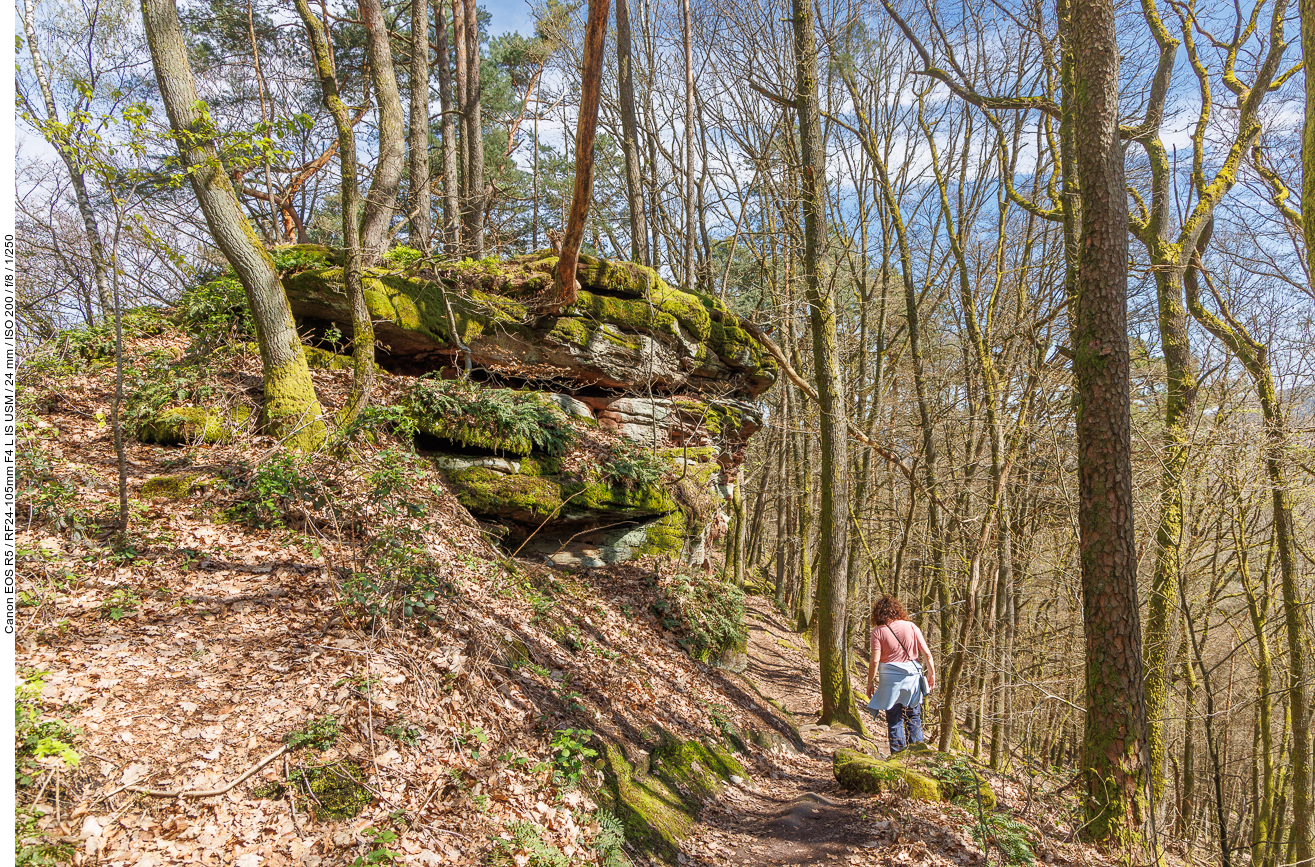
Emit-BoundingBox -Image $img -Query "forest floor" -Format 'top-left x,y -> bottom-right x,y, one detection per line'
15,325 -> 1175,867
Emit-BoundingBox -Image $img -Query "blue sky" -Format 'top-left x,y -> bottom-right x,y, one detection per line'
482,0 -> 538,37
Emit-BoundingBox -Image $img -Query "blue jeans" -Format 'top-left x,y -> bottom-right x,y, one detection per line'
886,702 -> 924,752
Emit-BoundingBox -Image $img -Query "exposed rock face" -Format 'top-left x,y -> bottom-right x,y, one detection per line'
280,246 -> 774,569
282,248 -> 777,399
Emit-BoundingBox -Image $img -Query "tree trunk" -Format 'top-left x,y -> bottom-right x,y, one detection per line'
462,0 -> 484,256
680,0 -> 696,288
358,0 -> 406,261
432,0 -> 460,254
791,0 -> 859,731
615,0 -> 648,266
293,0 -> 375,426
1068,0 -> 1149,846
409,0 -> 431,252
140,0 -> 325,449
551,0 -> 610,309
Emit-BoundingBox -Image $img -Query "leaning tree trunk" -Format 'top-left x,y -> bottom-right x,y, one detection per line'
1069,0 -> 1149,847
293,0 -> 375,427
140,0 -> 325,449
791,0 -> 860,732
359,0 -> 406,261
552,0 -> 610,310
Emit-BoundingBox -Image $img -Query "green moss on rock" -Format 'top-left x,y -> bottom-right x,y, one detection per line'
651,734 -> 745,801
598,743 -> 693,860
834,748 -> 942,800
446,467 -> 564,519
136,406 -> 252,445
139,474 -> 198,500
635,511 -> 688,557
293,762 -> 371,821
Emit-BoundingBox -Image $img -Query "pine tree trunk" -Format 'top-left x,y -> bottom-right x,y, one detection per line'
462,0 -> 484,256
1068,0 -> 1148,846
432,0 -> 460,254
551,0 -> 610,309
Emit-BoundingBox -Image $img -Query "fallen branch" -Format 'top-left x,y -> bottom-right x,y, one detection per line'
123,744 -> 289,799
197,559 -> 317,574
182,588 -> 288,606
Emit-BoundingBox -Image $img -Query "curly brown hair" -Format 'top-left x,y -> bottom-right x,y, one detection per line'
870,594 -> 910,627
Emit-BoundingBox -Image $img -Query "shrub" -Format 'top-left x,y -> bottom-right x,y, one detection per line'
601,441 -> 667,491
651,570 -> 747,663
16,671 -> 79,787
177,271 -> 251,337
382,245 -> 425,268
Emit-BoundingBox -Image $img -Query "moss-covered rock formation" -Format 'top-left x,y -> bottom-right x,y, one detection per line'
282,249 -> 777,398
138,474 -> 199,500
833,745 -> 996,808
597,732 -> 745,860
136,406 -> 252,445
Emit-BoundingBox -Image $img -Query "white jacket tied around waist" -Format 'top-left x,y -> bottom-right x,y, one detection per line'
868,661 -> 925,711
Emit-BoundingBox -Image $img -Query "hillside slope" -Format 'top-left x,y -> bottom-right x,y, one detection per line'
17,309 -> 1143,867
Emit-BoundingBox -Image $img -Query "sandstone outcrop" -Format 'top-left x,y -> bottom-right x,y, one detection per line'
280,247 -> 775,569
282,247 -> 777,399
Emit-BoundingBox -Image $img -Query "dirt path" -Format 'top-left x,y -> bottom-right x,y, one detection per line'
676,597 -> 904,867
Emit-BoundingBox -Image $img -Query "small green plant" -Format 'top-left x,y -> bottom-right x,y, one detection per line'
548,728 -> 597,787
230,452 -> 323,529
458,727 -> 489,759
16,805 -> 75,866
488,821 -> 570,867
382,245 -> 425,268
15,672 -> 79,787
972,812 -> 1037,866
351,827 -> 402,866
285,714 -> 342,751
601,441 -> 667,491
651,570 -> 747,663
101,588 -> 140,621
381,721 -> 422,746
592,810 -> 630,867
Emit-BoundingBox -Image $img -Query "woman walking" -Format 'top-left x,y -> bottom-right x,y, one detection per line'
865,594 -> 935,753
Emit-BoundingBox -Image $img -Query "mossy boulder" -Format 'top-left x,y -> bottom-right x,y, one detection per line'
834,748 -> 942,800
136,406 -> 252,445
834,746 -> 996,808
597,734 -> 743,860
283,252 -> 777,397
440,462 -> 678,526
138,474 -> 199,500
